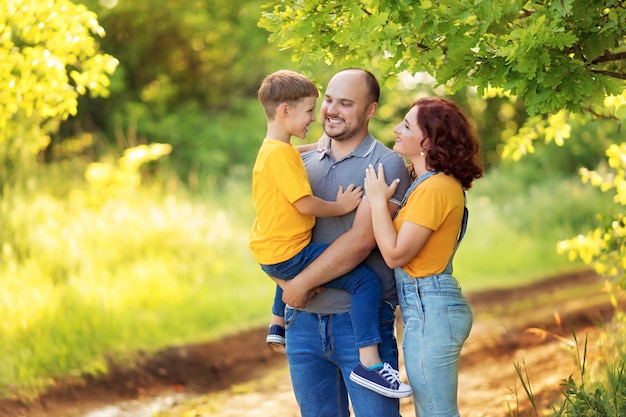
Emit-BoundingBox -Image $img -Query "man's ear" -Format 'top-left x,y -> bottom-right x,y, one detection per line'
365,102 -> 378,120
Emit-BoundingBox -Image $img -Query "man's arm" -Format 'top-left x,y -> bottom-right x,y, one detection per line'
296,134 -> 330,153
281,198 -> 399,307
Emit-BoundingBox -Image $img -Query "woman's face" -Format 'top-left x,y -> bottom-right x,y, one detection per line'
392,105 -> 426,160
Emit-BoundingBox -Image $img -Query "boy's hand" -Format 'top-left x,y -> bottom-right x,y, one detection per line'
335,184 -> 363,214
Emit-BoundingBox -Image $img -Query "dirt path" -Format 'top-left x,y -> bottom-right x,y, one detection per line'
0,269 -> 618,417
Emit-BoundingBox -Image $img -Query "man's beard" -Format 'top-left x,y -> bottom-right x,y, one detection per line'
323,116 -> 366,142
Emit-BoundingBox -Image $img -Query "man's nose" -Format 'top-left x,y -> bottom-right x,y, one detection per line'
325,101 -> 337,115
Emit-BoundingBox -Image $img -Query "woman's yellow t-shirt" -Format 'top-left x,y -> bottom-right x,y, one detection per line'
249,139 -> 315,265
393,174 -> 465,278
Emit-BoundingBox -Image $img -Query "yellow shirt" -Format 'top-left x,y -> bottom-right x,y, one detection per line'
393,174 -> 465,278
249,139 -> 315,264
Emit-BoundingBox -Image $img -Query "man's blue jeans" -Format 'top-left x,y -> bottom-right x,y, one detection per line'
262,242 -> 382,348
285,302 -> 401,417
395,269 -> 472,417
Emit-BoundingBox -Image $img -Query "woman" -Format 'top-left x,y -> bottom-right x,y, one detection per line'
364,97 -> 484,417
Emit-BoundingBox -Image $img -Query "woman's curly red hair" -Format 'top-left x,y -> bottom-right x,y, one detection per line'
412,97 -> 484,189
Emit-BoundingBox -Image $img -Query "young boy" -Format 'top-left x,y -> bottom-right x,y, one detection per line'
248,70 -> 412,399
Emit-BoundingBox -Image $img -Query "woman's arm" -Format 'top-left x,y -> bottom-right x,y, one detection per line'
365,163 -> 432,268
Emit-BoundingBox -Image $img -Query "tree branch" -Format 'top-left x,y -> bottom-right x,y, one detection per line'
591,69 -> 626,80
592,52 -> 626,64
581,106 -> 620,121
519,8 -> 534,18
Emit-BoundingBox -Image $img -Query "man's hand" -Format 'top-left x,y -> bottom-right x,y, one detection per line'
281,279 -> 324,308
316,134 -> 330,152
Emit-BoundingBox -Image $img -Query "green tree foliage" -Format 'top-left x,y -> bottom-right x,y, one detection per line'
259,0 -> 625,115
558,143 -> 626,279
259,0 -> 625,162
0,0 -> 117,184
79,0 -> 278,112
63,0 -> 292,184
259,0 -> 626,282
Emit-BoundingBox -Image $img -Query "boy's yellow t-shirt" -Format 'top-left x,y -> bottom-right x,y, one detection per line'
393,174 -> 465,278
249,139 -> 315,265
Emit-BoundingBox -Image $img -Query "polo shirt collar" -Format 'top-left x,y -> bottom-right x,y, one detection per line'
319,133 -> 376,161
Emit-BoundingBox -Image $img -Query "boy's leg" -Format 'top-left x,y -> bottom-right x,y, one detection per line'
348,302 -> 403,416
261,244 -> 329,353
321,264 -> 382,348
261,243 -> 329,281
271,284 -> 286,318
309,263 -> 411,398
266,285 -> 287,353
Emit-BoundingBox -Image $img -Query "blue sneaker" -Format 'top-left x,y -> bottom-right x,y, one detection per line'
266,324 -> 286,353
349,362 -> 413,398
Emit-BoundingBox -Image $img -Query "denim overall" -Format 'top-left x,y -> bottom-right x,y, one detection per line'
395,171 -> 472,417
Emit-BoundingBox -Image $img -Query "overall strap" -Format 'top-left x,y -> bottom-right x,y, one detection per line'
398,170 -> 438,209
396,170 -> 468,275
442,195 -> 468,274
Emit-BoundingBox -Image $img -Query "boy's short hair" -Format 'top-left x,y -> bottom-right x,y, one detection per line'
258,70 -> 319,119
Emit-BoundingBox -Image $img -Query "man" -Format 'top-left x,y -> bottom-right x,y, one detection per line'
280,68 -> 411,417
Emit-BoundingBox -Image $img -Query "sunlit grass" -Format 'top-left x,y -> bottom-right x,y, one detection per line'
0,174 -> 272,400
456,170 -> 610,292
510,289 -> 626,417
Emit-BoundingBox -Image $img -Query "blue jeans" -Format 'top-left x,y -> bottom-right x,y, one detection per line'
395,269 -> 472,417
261,242 -> 382,348
285,302 -> 401,417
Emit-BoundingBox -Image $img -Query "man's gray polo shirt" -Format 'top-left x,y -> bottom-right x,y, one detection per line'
299,133 -> 411,314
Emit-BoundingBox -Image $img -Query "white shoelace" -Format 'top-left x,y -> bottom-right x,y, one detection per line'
378,362 -> 401,384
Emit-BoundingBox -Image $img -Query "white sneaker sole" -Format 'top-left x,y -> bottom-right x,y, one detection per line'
266,335 -> 286,353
